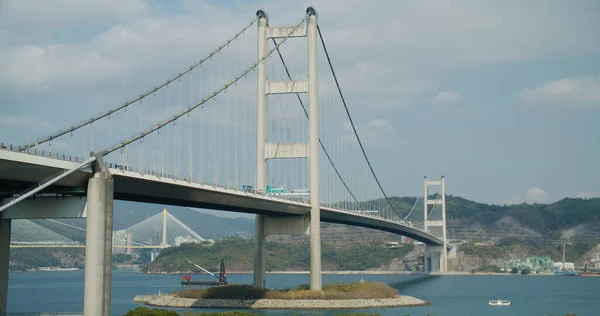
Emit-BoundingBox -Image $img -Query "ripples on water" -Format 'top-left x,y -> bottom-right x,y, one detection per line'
8,271 -> 600,315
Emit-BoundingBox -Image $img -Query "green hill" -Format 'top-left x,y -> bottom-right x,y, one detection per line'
366,196 -> 600,240
143,237 -> 414,273
30,196 -> 600,247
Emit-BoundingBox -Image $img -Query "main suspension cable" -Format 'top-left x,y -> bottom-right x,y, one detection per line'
104,15 -> 309,156
317,25 -> 406,222
21,17 -> 259,150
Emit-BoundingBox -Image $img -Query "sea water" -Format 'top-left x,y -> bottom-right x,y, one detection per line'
7,270 -> 600,316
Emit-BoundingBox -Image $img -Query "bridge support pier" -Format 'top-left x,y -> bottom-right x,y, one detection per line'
254,215 -> 310,289
425,245 -> 443,273
0,218 -> 10,316
253,215 -> 266,289
83,169 -> 113,316
423,245 -> 428,272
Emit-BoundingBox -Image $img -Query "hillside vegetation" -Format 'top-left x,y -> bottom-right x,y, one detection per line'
9,248 -> 85,271
381,196 -> 600,239
444,197 -> 600,237
34,196 -> 600,243
143,237 -> 414,273
11,196 -> 600,271
460,237 -> 596,261
173,281 -> 399,300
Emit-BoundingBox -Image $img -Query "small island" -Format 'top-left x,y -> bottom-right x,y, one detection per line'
135,281 -> 429,309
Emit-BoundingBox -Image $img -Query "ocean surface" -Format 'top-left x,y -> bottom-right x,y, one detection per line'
7,270 -> 600,316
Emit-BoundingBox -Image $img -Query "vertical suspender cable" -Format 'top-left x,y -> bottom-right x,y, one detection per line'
317,26 -> 405,221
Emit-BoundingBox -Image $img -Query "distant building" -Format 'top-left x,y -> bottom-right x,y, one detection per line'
505,256 -> 554,273
112,230 -> 127,254
126,233 -> 133,255
553,262 -> 575,271
175,236 -> 185,247
174,235 -> 204,246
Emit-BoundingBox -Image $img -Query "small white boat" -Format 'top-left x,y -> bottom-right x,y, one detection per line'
489,299 -> 511,306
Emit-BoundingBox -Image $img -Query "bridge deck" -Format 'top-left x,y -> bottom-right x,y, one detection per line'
0,149 -> 443,246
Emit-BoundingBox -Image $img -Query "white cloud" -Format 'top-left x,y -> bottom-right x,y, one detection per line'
576,192 -> 600,199
0,13 -> 254,89
520,76 -> 600,106
0,0 -> 150,30
1,1 -> 598,96
342,119 -> 395,147
433,91 -> 463,103
526,187 -> 550,203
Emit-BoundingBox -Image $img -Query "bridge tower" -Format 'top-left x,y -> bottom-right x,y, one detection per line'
254,8 -> 321,290
161,209 -> 167,247
423,176 -> 447,273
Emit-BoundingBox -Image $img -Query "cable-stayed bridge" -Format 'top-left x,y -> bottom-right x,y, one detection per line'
9,209 -> 207,250
10,219 -> 81,248
0,8 -> 450,315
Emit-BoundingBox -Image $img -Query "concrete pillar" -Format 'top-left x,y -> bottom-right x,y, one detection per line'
83,171 -> 114,316
430,252 -> 440,272
424,245 -> 429,272
441,176 -> 447,273
307,6 -> 322,291
253,9 -> 268,290
423,176 -> 428,233
0,218 -> 11,316
253,215 -> 266,289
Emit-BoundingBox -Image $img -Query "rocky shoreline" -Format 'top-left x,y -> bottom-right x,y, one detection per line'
142,270 -> 410,275
135,295 -> 430,309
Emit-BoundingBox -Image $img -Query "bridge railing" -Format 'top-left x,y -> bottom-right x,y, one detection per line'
1,143 -> 89,163
1,144 -> 315,205
1,146 -> 423,230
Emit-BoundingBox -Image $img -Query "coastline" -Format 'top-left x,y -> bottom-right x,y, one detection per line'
12,269 -> 590,276
142,270 -> 411,275
135,295 -> 430,309
142,270 -> 565,276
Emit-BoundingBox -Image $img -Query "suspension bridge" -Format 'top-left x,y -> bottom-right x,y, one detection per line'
9,209 -> 208,249
0,8 -> 450,316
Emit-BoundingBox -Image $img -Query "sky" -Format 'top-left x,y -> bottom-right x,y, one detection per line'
1,0 -> 599,208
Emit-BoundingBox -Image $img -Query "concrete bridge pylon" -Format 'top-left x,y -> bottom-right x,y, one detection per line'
253,7 -> 322,290
423,176 -> 448,273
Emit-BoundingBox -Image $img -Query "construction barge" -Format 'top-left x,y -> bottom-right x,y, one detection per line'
181,258 -> 227,286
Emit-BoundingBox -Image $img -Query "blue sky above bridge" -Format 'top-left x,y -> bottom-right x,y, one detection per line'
0,0 -> 599,205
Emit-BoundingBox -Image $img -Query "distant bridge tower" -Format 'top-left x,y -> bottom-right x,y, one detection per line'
254,8 -> 320,290
423,176 -> 448,273
161,209 -> 167,248
126,233 -> 133,255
